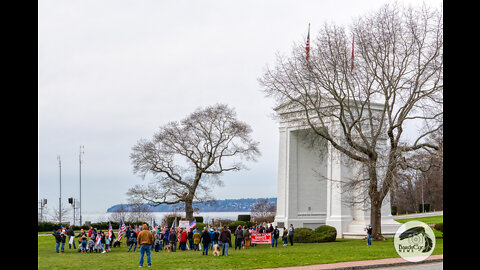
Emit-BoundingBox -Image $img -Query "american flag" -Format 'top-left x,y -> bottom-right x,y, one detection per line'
306,23 -> 310,61
189,220 -> 197,230
116,219 -> 127,242
96,234 -> 102,246
107,222 -> 113,239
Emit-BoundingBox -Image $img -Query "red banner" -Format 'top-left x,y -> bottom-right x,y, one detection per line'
251,233 -> 271,244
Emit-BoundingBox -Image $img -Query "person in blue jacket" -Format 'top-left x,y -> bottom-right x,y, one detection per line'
164,229 -> 170,249
208,228 -> 215,250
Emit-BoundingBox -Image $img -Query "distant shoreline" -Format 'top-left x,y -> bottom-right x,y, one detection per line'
106,197 -> 277,213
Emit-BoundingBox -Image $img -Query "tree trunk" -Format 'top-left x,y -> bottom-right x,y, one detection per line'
185,197 -> 194,222
370,198 -> 383,240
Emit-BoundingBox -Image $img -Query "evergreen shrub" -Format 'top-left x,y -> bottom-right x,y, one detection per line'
293,225 -> 337,243
238,215 -> 251,222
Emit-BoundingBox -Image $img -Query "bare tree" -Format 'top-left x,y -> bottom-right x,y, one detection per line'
259,3 -> 442,239
125,199 -> 153,223
51,203 -> 70,224
110,204 -> 130,223
128,104 -> 261,221
392,132 -> 443,214
251,198 -> 276,223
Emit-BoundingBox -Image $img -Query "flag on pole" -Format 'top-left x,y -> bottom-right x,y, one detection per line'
107,222 -> 113,239
172,217 -> 176,231
350,36 -> 354,72
116,219 -> 127,242
189,220 -> 197,230
152,218 -> 157,228
306,23 -> 311,61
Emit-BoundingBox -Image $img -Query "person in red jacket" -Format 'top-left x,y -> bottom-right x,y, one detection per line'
179,228 -> 188,251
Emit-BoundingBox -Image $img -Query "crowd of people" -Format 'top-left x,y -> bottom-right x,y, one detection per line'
52,225 -> 118,254
51,222 -> 296,267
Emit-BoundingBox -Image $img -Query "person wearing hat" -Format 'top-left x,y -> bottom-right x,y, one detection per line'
59,229 -> 66,252
366,225 -> 372,246
137,224 -> 154,267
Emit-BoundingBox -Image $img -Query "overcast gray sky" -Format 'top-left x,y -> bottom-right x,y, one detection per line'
38,0 -> 442,216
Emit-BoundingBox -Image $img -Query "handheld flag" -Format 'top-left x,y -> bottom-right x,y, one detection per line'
116,219 -> 127,242
189,220 -> 197,230
107,222 -> 113,240
306,23 -> 310,61
96,234 -> 102,246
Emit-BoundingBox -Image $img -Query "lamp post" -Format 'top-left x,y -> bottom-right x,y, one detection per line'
69,197 -> 76,225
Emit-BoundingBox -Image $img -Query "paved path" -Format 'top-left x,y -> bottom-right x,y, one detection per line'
259,255 -> 443,270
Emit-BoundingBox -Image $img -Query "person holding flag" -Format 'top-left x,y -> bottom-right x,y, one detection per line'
115,219 -> 127,247
95,231 -> 102,253
104,222 -> 113,252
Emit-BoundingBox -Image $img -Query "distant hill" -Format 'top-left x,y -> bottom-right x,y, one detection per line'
106,197 -> 277,213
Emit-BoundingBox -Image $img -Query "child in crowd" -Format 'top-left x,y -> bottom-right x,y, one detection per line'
88,237 -> 95,253
282,228 -> 288,246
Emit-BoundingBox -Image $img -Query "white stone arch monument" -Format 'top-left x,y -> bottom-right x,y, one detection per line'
273,102 -> 401,238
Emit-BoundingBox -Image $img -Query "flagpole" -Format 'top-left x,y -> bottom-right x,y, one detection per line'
57,155 -> 62,224
79,145 -> 84,226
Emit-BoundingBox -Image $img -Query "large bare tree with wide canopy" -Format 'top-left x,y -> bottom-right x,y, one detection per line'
260,3 -> 442,239
128,104 -> 261,221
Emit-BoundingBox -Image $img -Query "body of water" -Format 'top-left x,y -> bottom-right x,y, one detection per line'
63,211 -> 251,224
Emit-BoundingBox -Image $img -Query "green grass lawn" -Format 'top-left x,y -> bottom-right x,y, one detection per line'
394,215 -> 443,225
394,215 -> 443,238
38,235 -> 443,269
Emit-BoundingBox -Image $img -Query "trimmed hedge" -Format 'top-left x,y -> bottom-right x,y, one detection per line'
238,215 -> 251,222
195,222 -> 206,232
227,221 -> 246,232
293,225 -> 337,243
38,221 -> 145,232
226,221 -> 257,232
314,225 -> 337,242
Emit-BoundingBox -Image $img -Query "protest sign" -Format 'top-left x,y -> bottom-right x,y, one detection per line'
251,233 -> 271,244
179,220 -> 190,228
